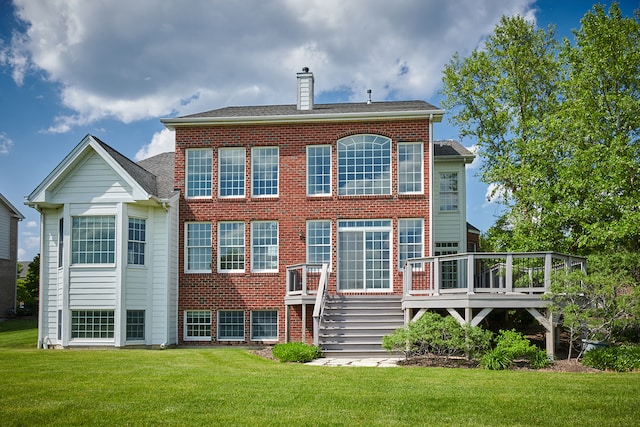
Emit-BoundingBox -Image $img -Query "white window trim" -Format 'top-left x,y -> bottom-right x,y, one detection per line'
217,221 -> 245,273
250,221 -> 279,273
250,310 -> 279,341
439,171 -> 459,212
306,220 -> 332,271
70,215 -> 116,267
217,310 -> 245,341
218,147 -> 246,199
306,145 -> 332,197
337,134 -> 392,196
397,142 -> 424,195
398,218 -> 424,270
184,222 -> 212,274
185,148 -> 213,199
127,217 -> 146,267
184,310 -> 212,342
251,146 -> 279,198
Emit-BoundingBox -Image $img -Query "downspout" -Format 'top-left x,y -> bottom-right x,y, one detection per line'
428,114 -> 434,257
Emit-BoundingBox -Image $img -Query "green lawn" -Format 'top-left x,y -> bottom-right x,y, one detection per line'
0,319 -> 638,426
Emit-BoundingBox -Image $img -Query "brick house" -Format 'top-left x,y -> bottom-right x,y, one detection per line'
161,69 -> 475,352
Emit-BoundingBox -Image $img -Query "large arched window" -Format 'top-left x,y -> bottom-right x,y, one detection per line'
337,134 -> 391,196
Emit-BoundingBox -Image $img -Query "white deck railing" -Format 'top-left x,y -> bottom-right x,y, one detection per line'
286,263 -> 324,296
403,252 -> 586,297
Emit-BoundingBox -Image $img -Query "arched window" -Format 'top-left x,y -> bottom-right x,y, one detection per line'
337,134 -> 391,196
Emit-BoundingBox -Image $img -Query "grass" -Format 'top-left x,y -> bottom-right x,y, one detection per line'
0,319 -> 639,426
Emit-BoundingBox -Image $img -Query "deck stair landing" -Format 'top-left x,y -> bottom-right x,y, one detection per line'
319,295 -> 404,357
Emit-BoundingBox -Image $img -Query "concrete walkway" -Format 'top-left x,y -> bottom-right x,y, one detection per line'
306,356 -> 402,367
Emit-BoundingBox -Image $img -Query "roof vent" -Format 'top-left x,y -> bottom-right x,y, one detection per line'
367,89 -> 372,104
297,67 -> 314,111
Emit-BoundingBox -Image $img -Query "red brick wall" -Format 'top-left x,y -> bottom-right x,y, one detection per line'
175,119 -> 432,345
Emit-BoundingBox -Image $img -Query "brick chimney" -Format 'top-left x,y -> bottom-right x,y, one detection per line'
296,67 -> 314,111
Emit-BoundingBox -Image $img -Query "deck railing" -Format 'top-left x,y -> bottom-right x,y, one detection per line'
286,263 -> 324,296
403,252 -> 586,297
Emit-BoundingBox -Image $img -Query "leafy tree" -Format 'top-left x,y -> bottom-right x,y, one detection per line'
442,4 -> 640,255
16,254 -> 39,315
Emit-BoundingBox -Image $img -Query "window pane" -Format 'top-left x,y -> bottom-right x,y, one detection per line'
186,222 -> 212,272
307,146 -> 331,195
338,135 -> 391,196
218,310 -> 245,340
71,310 -> 115,338
398,219 -> 423,269
251,310 -> 278,340
307,220 -> 331,265
435,242 -> 460,288
439,172 -> 459,211
185,310 -> 212,340
126,310 -> 145,340
71,216 -> 115,264
398,143 -> 423,194
218,222 -> 245,272
186,149 -> 212,198
128,218 -> 146,265
219,148 -> 245,197
252,147 -> 279,196
251,221 -> 278,272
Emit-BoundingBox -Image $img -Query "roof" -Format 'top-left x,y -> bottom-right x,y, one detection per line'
434,140 -> 475,163
0,192 -> 24,220
136,152 -> 176,199
163,100 -> 444,128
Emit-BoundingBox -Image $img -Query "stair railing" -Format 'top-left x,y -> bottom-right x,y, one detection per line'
312,263 -> 329,347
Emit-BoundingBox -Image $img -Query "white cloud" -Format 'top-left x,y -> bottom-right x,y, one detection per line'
26,220 -> 38,228
483,182 -> 510,208
0,132 -> 13,154
135,128 -> 175,161
465,144 -> 483,170
6,0 -> 535,132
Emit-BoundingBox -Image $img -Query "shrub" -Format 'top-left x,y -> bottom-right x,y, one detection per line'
480,348 -> 512,370
582,344 -> 640,372
382,312 -> 493,360
272,342 -> 323,363
482,329 -> 549,370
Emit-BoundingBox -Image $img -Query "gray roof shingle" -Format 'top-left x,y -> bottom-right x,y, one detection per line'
136,152 -> 176,199
434,140 -> 474,159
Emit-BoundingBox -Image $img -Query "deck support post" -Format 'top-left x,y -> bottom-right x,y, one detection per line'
301,304 -> 307,343
526,308 -> 556,358
285,305 -> 290,343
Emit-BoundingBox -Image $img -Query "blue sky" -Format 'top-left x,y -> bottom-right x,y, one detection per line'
1,0 -> 638,261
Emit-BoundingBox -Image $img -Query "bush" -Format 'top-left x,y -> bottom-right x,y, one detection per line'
382,312 -> 493,360
481,329 -> 549,370
272,342 -> 323,363
582,344 -> 640,372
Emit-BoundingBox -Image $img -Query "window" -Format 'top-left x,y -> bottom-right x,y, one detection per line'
126,310 -> 145,340
251,221 -> 278,272
71,310 -> 115,339
435,242 -> 459,288
251,147 -> 279,197
218,310 -> 245,341
251,310 -> 278,340
398,143 -> 423,194
439,172 -> 459,211
307,220 -> 331,267
186,149 -> 212,198
184,310 -> 212,341
338,135 -> 391,196
398,219 -> 424,269
219,147 -> 245,198
186,222 -> 212,272
337,220 -> 391,291
58,218 -> 64,267
128,218 -> 146,265
218,221 -> 245,272
307,145 -> 331,196
71,216 -> 115,264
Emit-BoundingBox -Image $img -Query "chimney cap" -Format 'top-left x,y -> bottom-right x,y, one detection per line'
302,66 -> 310,73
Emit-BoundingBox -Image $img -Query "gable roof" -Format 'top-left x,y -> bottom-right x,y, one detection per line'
136,152 -> 175,199
0,193 -> 24,220
434,140 -> 475,163
26,135 -> 176,208
163,100 -> 444,128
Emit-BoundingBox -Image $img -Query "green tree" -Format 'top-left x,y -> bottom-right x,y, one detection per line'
442,3 -> 640,255
16,254 -> 39,315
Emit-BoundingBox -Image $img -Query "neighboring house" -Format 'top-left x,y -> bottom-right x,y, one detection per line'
25,136 -> 179,348
160,68 -> 476,352
0,193 -> 24,319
